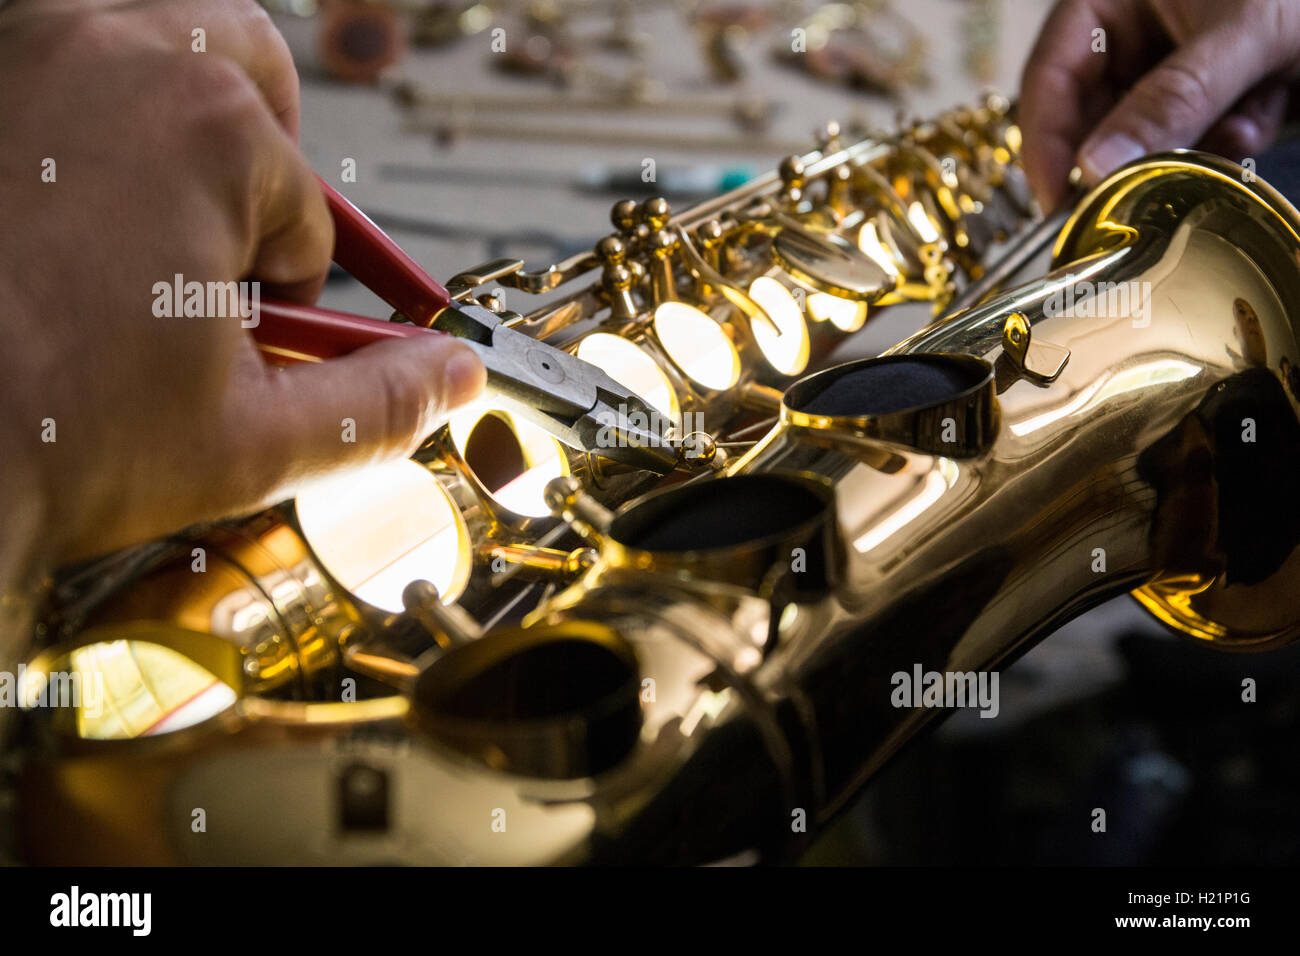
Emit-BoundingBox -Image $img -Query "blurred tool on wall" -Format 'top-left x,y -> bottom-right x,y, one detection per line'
962,0 -> 1000,86
392,77 -> 800,151
772,1 -> 929,98
381,158 -> 758,199
262,0 -> 493,82
264,0 -> 938,105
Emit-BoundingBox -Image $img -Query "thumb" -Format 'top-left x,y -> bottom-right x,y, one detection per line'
236,334 -> 485,499
1077,27 -> 1277,184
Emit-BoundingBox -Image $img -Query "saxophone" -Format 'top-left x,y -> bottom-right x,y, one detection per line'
16,96 -> 1300,865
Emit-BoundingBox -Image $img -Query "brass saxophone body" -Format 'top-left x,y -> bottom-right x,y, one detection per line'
537,153 -> 1300,853
17,105 -> 1300,863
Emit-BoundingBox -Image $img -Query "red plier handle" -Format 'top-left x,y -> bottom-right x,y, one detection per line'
251,299 -> 429,364
252,176 -> 453,363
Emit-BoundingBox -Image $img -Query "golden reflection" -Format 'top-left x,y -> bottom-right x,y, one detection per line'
46,641 -> 236,740
296,458 -> 471,611
449,402 -> 568,517
853,458 -> 959,554
858,221 -> 902,278
1009,359 -> 1201,438
907,200 -> 942,243
808,291 -> 868,332
577,333 -> 679,421
747,276 -> 811,376
653,301 -> 742,390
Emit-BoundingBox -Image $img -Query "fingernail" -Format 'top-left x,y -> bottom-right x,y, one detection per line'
440,345 -> 486,409
1078,133 -> 1144,184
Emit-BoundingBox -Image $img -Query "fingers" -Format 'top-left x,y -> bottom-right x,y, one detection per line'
228,335 -> 486,507
151,0 -> 327,301
243,119 -> 335,303
1198,80 -> 1289,160
1020,0 -> 1111,209
171,53 -> 333,302
25,0 -> 305,137
150,0 -> 303,138
1077,23 -> 1287,184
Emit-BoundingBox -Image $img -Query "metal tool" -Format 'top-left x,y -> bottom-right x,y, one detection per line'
772,0 -> 929,97
254,177 -> 677,473
407,114 -> 817,154
379,160 -> 756,200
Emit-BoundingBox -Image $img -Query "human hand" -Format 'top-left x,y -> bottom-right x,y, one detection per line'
0,0 -> 485,585
1020,0 -> 1300,209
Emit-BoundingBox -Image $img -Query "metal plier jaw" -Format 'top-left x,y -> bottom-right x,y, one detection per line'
435,303 -> 680,474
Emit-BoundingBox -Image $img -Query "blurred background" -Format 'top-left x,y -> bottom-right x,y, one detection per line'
264,0 -> 1300,865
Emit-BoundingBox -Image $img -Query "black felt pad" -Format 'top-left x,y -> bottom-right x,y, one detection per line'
613,476 -> 825,552
798,358 -> 983,417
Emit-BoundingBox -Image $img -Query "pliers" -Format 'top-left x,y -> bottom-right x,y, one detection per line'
253,177 -> 678,474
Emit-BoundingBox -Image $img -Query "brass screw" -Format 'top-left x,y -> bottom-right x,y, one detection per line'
698,219 -> 724,245
596,235 -> 626,264
544,475 -> 584,514
641,197 -> 672,231
779,155 -> 805,185
610,199 -> 639,234
479,290 -> 505,313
